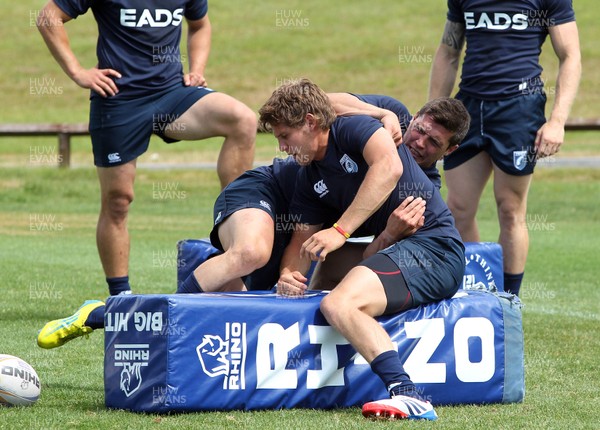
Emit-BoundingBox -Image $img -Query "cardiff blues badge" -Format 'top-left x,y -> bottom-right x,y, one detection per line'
339,154 -> 358,173
513,150 -> 527,171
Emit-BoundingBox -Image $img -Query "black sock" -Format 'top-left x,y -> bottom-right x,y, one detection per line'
107,276 -> 131,296
370,350 -> 415,397
84,305 -> 105,330
177,273 -> 203,294
504,272 -> 524,296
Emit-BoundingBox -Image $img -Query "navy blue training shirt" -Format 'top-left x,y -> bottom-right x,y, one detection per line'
352,94 -> 442,189
269,156 -> 301,201
54,0 -> 208,98
448,0 -> 576,99
351,94 -> 412,134
290,116 -> 461,242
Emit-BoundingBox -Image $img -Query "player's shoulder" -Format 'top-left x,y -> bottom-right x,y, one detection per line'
331,116 -> 382,148
333,114 -> 380,129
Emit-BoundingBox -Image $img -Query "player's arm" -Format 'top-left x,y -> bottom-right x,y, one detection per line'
363,196 -> 426,258
185,15 -> 212,87
428,19 -> 465,100
278,224 -> 322,296
327,93 -> 402,144
535,21 -> 581,158
36,0 -> 121,97
301,128 -> 402,261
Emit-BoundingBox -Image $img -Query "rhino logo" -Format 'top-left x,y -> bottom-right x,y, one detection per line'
464,253 -> 498,293
196,335 -> 229,377
113,343 -> 149,398
119,363 -> 143,397
196,323 -> 247,390
463,273 -> 490,292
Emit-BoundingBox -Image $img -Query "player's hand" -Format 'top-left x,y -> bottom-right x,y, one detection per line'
72,67 -> 121,97
380,111 -> 403,146
384,196 -> 426,239
277,271 -> 308,297
301,227 -> 347,262
184,72 -> 207,87
535,120 -> 565,159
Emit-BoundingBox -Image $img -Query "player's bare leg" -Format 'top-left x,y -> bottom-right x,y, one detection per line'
320,266 -> 437,420
309,242 -> 366,290
493,164 -> 532,295
445,152 -> 492,242
192,209 -> 275,292
96,160 -> 136,282
165,92 -> 256,188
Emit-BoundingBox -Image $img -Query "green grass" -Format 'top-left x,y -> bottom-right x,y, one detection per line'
1,0 -> 598,168
2,0 -> 599,120
1,167 -> 600,429
1,0 -> 600,428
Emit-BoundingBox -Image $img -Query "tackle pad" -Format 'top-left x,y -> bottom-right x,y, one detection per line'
104,289 -> 523,412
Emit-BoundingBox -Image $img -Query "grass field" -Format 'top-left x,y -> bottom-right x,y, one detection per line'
1,167 -> 600,430
1,0 -> 599,120
1,0 -> 600,429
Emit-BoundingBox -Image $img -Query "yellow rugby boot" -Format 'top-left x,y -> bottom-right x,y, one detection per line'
37,300 -> 104,349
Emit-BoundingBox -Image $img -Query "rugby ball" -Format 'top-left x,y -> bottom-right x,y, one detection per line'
0,355 -> 41,406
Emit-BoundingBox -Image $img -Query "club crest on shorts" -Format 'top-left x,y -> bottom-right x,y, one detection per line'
513,150 -> 528,171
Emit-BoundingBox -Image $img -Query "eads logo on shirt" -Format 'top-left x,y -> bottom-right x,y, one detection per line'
464,12 -> 528,30
120,8 -> 184,27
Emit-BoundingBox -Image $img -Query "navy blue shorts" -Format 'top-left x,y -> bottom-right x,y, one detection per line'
89,83 -> 215,167
444,92 -> 546,175
210,169 -> 292,291
362,236 -> 464,313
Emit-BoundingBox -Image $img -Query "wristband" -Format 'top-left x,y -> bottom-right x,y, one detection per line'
333,223 -> 350,239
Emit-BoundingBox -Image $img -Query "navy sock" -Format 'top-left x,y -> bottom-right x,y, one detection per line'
85,305 -> 105,330
107,276 -> 131,296
504,272 -> 524,296
177,273 -> 203,294
370,350 -> 415,397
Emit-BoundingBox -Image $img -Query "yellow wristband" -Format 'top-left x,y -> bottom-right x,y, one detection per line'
333,223 -> 350,239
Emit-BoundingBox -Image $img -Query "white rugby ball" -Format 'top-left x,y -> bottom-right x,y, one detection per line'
0,354 -> 41,406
